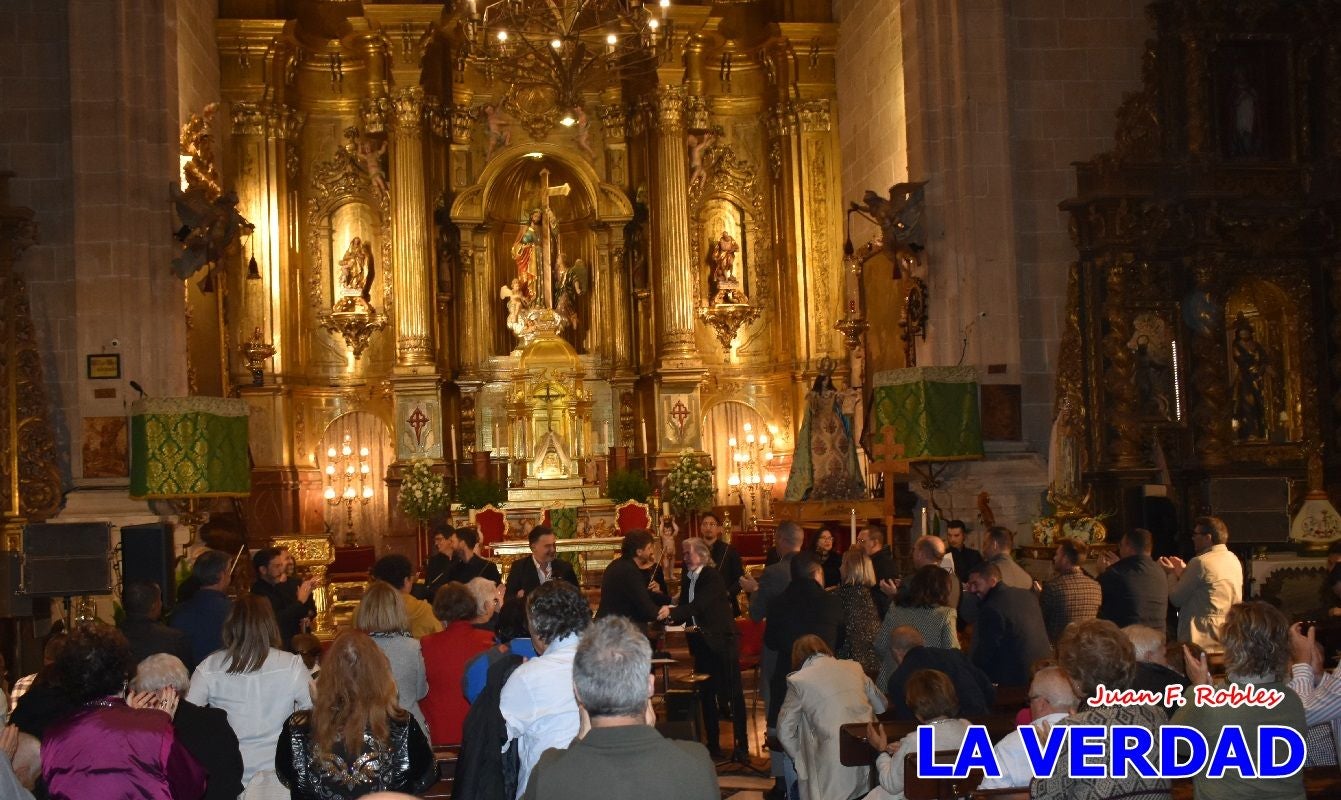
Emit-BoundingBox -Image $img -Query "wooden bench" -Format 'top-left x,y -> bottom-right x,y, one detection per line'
421,745 -> 460,799
839,714 -> 1019,767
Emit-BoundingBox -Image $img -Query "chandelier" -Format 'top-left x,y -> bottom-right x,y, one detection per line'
460,0 -> 672,112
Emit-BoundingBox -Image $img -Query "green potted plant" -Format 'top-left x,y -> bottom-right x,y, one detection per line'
456,475 -> 507,510
606,468 -> 651,505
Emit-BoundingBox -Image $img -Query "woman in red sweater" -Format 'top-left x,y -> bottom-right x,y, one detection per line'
419,582 -> 497,745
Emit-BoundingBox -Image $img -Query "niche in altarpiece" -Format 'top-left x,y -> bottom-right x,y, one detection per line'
1223,278 -> 1301,445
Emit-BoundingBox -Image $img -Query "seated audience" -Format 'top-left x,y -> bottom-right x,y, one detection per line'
170,549 -> 234,670
1124,624 -> 1188,718
132,653 -> 244,800
290,633 -> 323,679
42,624 -> 204,800
965,562 -> 1051,688
277,630 -> 435,799
500,580 -> 591,797
356,581 -> 429,733
467,576 -> 505,631
251,546 -> 316,649
883,626 -> 993,721
875,564 -> 959,689
810,527 -> 842,588
421,582 -> 495,745
120,580 -> 193,666
1172,601 -> 1306,800
1288,622 -> 1341,766
186,594 -> 313,793
449,526 -> 502,585
372,554 -> 441,639
8,633 -> 73,739
1162,515 -> 1242,653
863,670 -> 970,800
980,665 -> 1078,789
833,549 -> 882,677
1033,619 -> 1170,799
1038,537 -> 1101,643
779,635 -> 886,800
596,530 -> 671,625
521,616 -> 718,800
421,521 -> 457,599
1095,527 -> 1169,630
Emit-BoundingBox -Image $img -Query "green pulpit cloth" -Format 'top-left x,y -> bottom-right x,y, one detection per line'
872,366 -> 984,461
130,397 -> 251,499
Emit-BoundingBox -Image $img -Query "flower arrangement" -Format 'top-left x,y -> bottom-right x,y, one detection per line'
663,450 -> 715,516
398,458 -> 448,523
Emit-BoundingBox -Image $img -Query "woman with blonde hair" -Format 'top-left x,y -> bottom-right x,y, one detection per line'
356,581 -> 429,732
186,594 -> 312,795
780,635 -> 886,800
834,549 -> 882,676
277,630 -> 435,798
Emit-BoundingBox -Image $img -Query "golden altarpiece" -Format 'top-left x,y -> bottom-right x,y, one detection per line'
185,0 -> 854,552
1058,0 -> 1341,557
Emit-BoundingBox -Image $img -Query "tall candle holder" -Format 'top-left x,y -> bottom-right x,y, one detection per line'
323,433 -> 373,546
726,422 -> 778,525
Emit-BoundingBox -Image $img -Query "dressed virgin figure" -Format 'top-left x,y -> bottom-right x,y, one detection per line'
511,208 -> 542,304
785,372 -> 866,501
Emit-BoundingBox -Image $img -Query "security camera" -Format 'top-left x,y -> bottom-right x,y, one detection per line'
110,338 -> 121,349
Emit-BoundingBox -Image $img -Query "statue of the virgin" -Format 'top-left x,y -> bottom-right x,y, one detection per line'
785,370 -> 866,501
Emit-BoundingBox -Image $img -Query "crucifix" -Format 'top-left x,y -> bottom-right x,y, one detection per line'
538,383 -> 561,432
537,167 -> 571,309
869,424 -> 908,539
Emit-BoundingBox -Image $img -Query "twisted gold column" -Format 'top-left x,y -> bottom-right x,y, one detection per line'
389,87 -> 434,368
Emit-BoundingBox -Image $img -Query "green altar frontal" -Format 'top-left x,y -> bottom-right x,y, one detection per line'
872,366 -> 984,461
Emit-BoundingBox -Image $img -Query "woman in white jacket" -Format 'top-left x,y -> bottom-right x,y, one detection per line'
863,670 -> 971,800
779,635 -> 887,800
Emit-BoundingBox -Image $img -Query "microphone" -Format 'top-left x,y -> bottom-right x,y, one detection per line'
129,381 -> 146,398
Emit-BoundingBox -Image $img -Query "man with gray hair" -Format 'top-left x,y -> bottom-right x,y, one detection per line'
1124,624 -> 1188,718
170,548 -> 234,669
521,616 -> 717,799
980,666 -> 1079,789
131,654 -> 244,800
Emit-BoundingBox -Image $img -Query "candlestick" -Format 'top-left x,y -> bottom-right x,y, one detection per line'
850,508 -> 857,542
662,502 -> 671,517
921,505 -> 929,536
603,420 -> 610,448
493,422 -> 500,452
449,424 -> 459,483
640,419 -> 649,455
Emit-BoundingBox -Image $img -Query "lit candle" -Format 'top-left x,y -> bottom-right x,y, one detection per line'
921,505 -> 929,535
850,508 -> 857,541
493,422 -> 499,450
641,419 -> 649,454
450,424 -> 458,460
603,420 -> 610,447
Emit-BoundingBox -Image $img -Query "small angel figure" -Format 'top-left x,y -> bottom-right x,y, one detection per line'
686,131 -> 716,189
571,105 -> 595,160
357,134 -> 388,196
500,278 -> 526,336
483,104 -> 512,159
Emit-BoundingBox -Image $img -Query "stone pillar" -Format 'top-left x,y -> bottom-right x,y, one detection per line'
389,87 -> 434,368
647,85 -> 699,370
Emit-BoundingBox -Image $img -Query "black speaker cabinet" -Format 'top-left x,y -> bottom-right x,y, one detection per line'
21,522 -> 113,597
121,523 -> 177,612
1205,477 -> 1292,544
0,552 -> 33,617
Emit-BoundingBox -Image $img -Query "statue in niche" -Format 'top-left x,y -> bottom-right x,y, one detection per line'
708,230 -> 744,305
499,169 -> 576,338
511,208 -> 543,304
1230,67 -> 1261,158
337,237 -> 375,305
785,361 -> 865,502
1230,313 -> 1275,440
554,255 -> 589,330
571,105 -> 594,160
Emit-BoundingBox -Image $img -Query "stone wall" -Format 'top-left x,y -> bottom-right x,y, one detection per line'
835,0 -> 909,217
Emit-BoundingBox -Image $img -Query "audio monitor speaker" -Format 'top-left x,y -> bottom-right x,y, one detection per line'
21,522 -> 113,597
120,522 -> 177,612
1205,477 -> 1292,544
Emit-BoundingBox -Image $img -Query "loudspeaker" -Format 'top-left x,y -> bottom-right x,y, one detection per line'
0,552 -> 33,617
661,688 -> 704,742
21,522 -> 113,597
121,523 -> 177,612
1206,477 -> 1292,544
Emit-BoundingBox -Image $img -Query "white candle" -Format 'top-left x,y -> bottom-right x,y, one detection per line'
850,508 -> 857,541
493,422 -> 499,450
921,506 -> 929,535
450,424 -> 458,459
603,421 -> 610,448
641,419 -> 649,454
662,502 -> 671,517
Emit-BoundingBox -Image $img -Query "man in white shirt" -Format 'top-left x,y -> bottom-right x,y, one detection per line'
499,580 -> 592,798
980,666 -> 1079,789
1161,516 -> 1243,652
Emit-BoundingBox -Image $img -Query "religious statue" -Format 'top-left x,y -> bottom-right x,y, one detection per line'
1230,67 -> 1261,157
483,104 -> 512,159
356,134 -> 388,196
784,366 -> 865,501
169,187 -> 251,282
511,209 -> 542,303
571,105 -> 594,160
686,131 -> 716,189
1230,313 -> 1274,440
500,279 -> 526,336
554,255 -> 590,331
708,231 -> 745,305
337,237 -> 375,304
853,181 -> 927,275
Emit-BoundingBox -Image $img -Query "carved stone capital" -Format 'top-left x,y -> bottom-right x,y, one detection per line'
796,99 -> 832,132
231,101 -> 267,136
766,103 -> 798,139
361,97 -> 390,134
650,86 -> 686,134
450,105 -> 477,145
599,104 -> 627,144
390,87 -> 425,131
685,94 -> 709,131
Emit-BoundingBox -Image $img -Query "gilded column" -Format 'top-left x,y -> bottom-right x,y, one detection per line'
389,87 -> 434,367
648,85 -> 699,369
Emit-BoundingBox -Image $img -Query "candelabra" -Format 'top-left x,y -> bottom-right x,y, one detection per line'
726,422 -> 778,524
323,433 -> 373,546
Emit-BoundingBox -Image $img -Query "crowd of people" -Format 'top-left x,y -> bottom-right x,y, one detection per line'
0,513 -> 1337,800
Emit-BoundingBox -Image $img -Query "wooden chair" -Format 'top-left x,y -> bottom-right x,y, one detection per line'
420,745 -> 460,799
903,749 -> 985,800
614,499 -> 652,533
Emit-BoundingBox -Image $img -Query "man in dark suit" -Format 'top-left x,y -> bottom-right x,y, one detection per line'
131,653 -> 244,800
700,511 -> 745,616
762,553 -> 842,729
119,580 -> 192,667
965,562 -> 1052,687
504,525 -> 580,603
448,526 -> 502,585
421,520 -> 458,599
858,523 -> 900,615
1096,527 -> 1170,631
250,546 -> 316,649
884,625 -> 995,720
896,534 -> 961,612
945,519 -> 983,583
960,526 -> 1035,625
597,530 -> 670,625
523,615 -> 718,800
169,549 -> 234,670
664,536 -> 748,762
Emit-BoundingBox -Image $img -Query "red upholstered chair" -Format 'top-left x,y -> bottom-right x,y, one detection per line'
614,499 -> 652,533
474,505 -> 506,555
736,617 -> 766,753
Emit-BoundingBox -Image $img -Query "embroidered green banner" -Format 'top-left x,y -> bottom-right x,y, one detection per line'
872,366 -> 984,461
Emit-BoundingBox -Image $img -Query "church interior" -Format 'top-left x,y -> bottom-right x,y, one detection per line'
4,0 -> 1341,796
